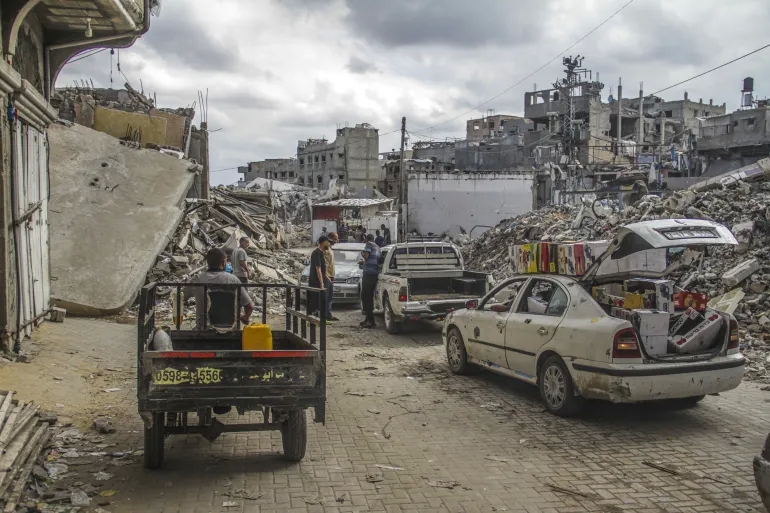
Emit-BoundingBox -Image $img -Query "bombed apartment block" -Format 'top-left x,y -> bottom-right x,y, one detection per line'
238,158 -> 298,184
466,113 -> 533,142
296,123 -> 380,191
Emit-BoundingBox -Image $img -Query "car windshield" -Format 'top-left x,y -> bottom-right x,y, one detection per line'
333,250 -> 362,263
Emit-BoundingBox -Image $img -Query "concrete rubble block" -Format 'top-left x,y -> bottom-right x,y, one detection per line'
49,307 -> 67,323
155,260 -> 171,273
732,220 -> 755,253
170,255 -> 189,267
721,258 -> 761,288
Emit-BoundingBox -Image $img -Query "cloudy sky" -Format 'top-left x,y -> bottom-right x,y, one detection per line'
58,0 -> 770,185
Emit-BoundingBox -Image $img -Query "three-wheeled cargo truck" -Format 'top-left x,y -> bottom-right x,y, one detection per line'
137,282 -> 327,469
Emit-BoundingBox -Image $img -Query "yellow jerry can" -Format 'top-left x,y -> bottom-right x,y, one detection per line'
242,323 -> 273,351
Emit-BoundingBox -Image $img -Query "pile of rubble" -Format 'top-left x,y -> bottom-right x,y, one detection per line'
134,185 -> 308,325
462,159 -> 770,382
0,391 -> 58,512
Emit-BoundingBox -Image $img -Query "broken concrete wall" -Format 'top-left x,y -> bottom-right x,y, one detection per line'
407,171 -> 535,237
48,123 -> 196,316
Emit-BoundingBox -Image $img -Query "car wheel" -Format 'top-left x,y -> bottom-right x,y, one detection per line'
446,328 -> 469,374
384,296 -> 401,334
281,409 -> 307,462
539,356 -> 584,417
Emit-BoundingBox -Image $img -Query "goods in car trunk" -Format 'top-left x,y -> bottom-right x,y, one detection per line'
610,306 -> 633,321
557,243 -> 586,276
632,309 -> 670,357
669,309 -> 724,354
669,307 -> 701,336
673,291 -> 709,312
623,279 -> 675,313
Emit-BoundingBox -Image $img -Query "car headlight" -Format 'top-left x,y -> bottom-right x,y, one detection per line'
346,277 -> 360,284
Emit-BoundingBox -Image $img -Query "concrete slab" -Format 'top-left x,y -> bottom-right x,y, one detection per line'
48,123 -> 195,315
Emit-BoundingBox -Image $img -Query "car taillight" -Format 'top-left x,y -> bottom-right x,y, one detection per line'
398,286 -> 408,302
727,318 -> 740,351
613,328 -> 642,359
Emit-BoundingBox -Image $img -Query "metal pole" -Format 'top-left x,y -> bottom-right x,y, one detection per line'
638,81 -> 644,163
200,121 -> 210,200
398,116 -> 407,241
616,78 -> 622,159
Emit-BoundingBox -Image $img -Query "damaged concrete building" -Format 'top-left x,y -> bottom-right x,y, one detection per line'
0,0 -> 154,350
238,158 -> 297,184
296,123 -> 380,191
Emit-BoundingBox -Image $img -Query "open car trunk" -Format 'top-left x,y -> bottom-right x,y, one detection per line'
582,220 -> 738,360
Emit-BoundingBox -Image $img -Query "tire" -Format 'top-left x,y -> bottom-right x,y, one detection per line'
539,356 -> 584,417
446,328 -> 469,374
143,412 -> 165,470
383,296 -> 402,334
281,409 -> 307,462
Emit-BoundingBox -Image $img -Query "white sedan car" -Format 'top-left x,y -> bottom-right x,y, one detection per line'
442,219 -> 745,416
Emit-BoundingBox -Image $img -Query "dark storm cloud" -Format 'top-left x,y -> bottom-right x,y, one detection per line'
341,0 -> 546,48
142,4 -> 238,72
346,56 -> 379,74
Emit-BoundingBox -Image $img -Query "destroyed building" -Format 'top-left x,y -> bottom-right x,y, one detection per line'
0,0 -> 153,350
51,84 -> 196,154
296,123 -> 380,191
411,140 -> 455,166
237,158 -> 297,184
699,78 -> 770,174
466,113 -> 532,142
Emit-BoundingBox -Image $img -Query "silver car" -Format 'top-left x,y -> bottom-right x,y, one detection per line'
300,242 -> 366,306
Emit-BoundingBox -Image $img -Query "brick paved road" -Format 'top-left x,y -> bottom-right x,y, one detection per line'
15,310 -> 770,512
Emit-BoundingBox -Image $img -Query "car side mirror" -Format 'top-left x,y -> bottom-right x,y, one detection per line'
489,304 -> 508,313
303,258 -> 310,266
465,299 -> 478,310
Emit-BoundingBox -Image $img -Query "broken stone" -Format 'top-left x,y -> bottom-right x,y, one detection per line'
722,258 -> 761,288
751,282 -> 767,294
170,255 -> 189,267
92,417 -> 116,434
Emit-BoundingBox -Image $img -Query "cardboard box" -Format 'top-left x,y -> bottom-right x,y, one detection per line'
512,244 -> 537,274
673,292 -> 709,312
668,307 -> 701,336
610,307 -> 633,322
558,243 -> 578,276
642,335 -> 669,357
623,292 -> 646,309
584,240 -> 611,267
624,279 -> 675,313
632,309 -> 670,337
669,310 -> 724,354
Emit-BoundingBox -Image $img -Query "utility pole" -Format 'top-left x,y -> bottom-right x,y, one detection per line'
616,78 -> 622,160
398,116 -> 407,242
200,121 -> 210,200
637,82 -> 644,163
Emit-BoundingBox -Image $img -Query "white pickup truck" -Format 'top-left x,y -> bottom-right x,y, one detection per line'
371,242 -> 494,334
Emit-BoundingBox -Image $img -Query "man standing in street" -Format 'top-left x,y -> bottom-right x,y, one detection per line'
308,235 -> 332,324
232,237 -> 251,284
324,232 -> 340,321
374,230 -> 385,247
381,224 -> 392,246
360,233 -> 380,329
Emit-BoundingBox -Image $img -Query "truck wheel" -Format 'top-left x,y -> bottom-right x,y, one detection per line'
539,356 -> 584,417
384,297 -> 402,334
143,412 -> 165,470
446,328 -> 469,374
281,409 -> 307,462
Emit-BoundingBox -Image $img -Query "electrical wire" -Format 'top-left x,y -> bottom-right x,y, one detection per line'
412,0 -> 636,134
651,42 -> 770,95
67,48 -> 106,64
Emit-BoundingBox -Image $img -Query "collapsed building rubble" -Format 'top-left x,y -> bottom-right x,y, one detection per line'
133,185 -> 308,326
462,158 -> 770,382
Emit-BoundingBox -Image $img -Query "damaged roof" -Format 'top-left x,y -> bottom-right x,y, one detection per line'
314,198 -> 394,208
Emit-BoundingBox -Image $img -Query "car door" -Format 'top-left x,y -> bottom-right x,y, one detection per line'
465,278 -> 529,369
505,278 -> 569,380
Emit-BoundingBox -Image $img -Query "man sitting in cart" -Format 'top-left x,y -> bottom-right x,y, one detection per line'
184,248 -> 254,330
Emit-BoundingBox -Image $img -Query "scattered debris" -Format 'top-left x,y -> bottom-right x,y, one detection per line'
545,483 -> 589,498
373,464 -> 403,471
425,479 -> 461,489
91,418 -> 116,434
642,460 -> 679,475
223,489 -> 262,500
365,474 -> 384,483
485,456 -> 510,463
